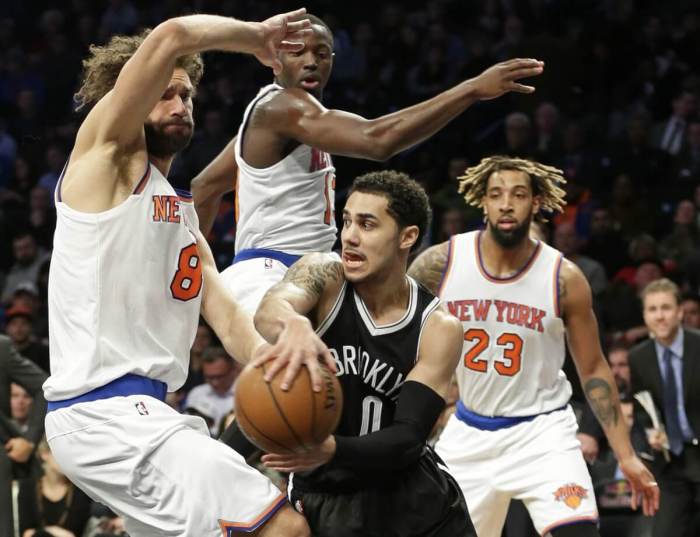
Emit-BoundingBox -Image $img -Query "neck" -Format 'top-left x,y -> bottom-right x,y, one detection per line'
481,228 -> 538,277
150,155 -> 174,177
353,265 -> 409,322
657,326 -> 681,348
42,470 -> 67,488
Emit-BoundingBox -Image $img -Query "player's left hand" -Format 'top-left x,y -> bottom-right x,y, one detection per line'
5,437 -> 35,463
255,8 -> 312,76
261,436 -> 336,473
619,454 -> 660,516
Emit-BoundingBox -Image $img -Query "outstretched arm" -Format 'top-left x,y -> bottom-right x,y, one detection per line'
262,308 -> 463,471
407,241 -> 450,294
253,253 -> 343,390
261,59 -> 543,161
562,259 -> 659,516
191,137 -> 237,235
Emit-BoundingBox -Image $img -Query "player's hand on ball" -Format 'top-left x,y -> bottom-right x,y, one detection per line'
619,454 -> 660,516
472,58 -> 544,100
261,436 -> 336,473
252,316 -> 337,392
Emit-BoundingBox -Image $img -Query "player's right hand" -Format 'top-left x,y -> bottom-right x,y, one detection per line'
646,428 -> 668,452
471,58 -> 544,100
254,8 -> 312,76
251,316 -> 337,392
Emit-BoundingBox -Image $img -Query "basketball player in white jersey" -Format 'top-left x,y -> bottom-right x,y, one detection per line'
407,156 -> 660,537
191,14 -> 545,360
44,11 -> 319,537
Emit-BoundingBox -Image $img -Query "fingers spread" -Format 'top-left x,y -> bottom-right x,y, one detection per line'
511,83 -> 535,94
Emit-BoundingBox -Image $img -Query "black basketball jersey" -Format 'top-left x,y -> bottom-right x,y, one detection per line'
292,276 -> 441,492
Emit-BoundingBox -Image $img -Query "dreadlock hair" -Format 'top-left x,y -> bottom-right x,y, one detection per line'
350,170 -> 431,252
457,155 -> 567,222
74,28 -> 204,111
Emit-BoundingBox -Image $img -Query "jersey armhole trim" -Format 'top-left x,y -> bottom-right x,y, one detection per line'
436,238 -> 455,298
132,161 -> 151,195
553,253 -> 564,318
415,296 -> 442,363
316,280 -> 347,337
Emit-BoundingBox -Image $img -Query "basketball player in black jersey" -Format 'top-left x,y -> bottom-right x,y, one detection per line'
247,170 -> 475,537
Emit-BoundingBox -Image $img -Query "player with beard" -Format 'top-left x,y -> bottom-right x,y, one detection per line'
407,156 -> 659,537
192,14 -> 544,381
43,10 -> 321,537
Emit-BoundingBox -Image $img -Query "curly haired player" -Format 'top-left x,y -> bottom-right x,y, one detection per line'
408,156 -> 659,537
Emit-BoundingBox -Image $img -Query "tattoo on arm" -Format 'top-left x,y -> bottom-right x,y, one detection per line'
558,273 -> 567,301
584,377 -> 619,428
284,259 -> 344,299
408,243 -> 449,294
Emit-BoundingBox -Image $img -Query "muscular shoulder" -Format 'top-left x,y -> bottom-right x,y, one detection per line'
425,307 -> 462,341
417,306 -> 463,374
285,253 -> 344,297
558,257 -> 591,315
252,87 -> 324,128
408,241 -> 450,295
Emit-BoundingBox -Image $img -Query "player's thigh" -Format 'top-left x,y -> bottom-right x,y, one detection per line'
221,258 -> 288,313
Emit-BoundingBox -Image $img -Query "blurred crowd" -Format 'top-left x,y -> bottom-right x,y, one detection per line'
1,0 -> 700,536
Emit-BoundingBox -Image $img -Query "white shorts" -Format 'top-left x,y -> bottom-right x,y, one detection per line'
45,395 -> 285,537
435,406 -> 597,537
221,257 -> 290,314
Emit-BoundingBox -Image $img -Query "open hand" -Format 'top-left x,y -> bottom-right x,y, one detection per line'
472,58 -> 544,100
255,8 -> 312,75
619,455 -> 660,516
261,436 -> 336,472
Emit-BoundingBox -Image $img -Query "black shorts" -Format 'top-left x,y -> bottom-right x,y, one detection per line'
289,449 -> 476,537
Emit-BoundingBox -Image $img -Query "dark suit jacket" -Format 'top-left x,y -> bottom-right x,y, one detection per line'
0,336 -> 47,445
629,328 -> 700,470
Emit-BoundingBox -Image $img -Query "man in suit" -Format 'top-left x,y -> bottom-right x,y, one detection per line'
0,334 -> 47,537
630,278 -> 700,537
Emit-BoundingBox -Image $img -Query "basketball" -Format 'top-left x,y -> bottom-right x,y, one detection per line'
234,362 -> 343,453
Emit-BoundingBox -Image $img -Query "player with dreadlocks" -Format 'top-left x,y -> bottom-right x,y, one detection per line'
408,156 -> 659,537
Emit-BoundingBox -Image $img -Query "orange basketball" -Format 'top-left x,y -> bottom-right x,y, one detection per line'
234,362 -> 343,453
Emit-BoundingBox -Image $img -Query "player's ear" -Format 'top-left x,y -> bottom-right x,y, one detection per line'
532,194 -> 542,215
399,225 -> 419,251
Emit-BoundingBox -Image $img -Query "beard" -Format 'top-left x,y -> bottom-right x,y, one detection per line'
144,120 -> 194,158
488,215 -> 532,249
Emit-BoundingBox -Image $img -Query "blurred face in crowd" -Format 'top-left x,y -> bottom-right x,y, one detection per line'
192,324 -> 213,355
10,383 -> 32,424
440,208 -> 466,238
6,316 -> 32,347
553,222 -> 579,257
674,200 -> 696,226
277,23 -> 333,100
608,348 -> 631,391
635,262 -> 663,291
12,235 -> 37,265
483,170 -> 540,249
203,356 -> 238,396
681,298 -> 700,329
643,290 -> 683,345
505,113 -> 531,149
590,208 -> 612,235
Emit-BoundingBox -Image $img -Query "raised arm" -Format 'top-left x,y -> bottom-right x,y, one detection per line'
253,253 -> 343,390
262,308 -> 463,472
407,241 -> 450,294
561,259 -> 659,515
191,137 -> 237,235
259,59 -> 543,161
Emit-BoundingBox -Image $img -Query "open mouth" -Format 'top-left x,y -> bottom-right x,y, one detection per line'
300,77 -> 320,90
342,251 -> 365,268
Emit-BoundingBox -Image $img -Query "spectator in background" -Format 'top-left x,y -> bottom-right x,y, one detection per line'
28,186 -> 55,249
185,347 -> 241,436
659,199 -> 698,268
554,221 -> 608,298
583,206 -> 630,278
0,335 -> 47,537
17,438 -> 93,537
533,101 -> 563,162
630,278 -> 700,537
37,144 -> 67,198
1,232 -> 50,305
4,303 -> 49,372
680,294 -> 700,329
502,111 -> 534,158
10,382 -> 32,434
607,174 -> 652,239
673,117 -> 700,190
652,91 -> 697,157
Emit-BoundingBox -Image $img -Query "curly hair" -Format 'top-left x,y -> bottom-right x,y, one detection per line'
350,170 -> 432,252
74,29 -> 204,111
457,155 -> 567,222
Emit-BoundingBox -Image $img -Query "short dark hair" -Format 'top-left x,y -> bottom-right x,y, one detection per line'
350,170 -> 432,252
202,347 -> 234,366
295,13 -> 334,47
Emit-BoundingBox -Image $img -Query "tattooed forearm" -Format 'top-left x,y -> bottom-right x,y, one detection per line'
584,377 -> 619,428
408,242 -> 449,294
284,258 -> 344,299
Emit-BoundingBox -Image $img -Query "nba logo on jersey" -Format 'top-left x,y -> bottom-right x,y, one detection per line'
553,483 -> 588,510
294,499 -> 304,514
135,401 -> 149,416
264,258 -> 273,269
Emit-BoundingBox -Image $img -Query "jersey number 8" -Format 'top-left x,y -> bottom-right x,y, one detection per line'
171,243 -> 202,301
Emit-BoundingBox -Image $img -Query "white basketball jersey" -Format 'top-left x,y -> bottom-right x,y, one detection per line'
234,83 -> 337,255
45,163 -> 202,400
439,231 -> 571,416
